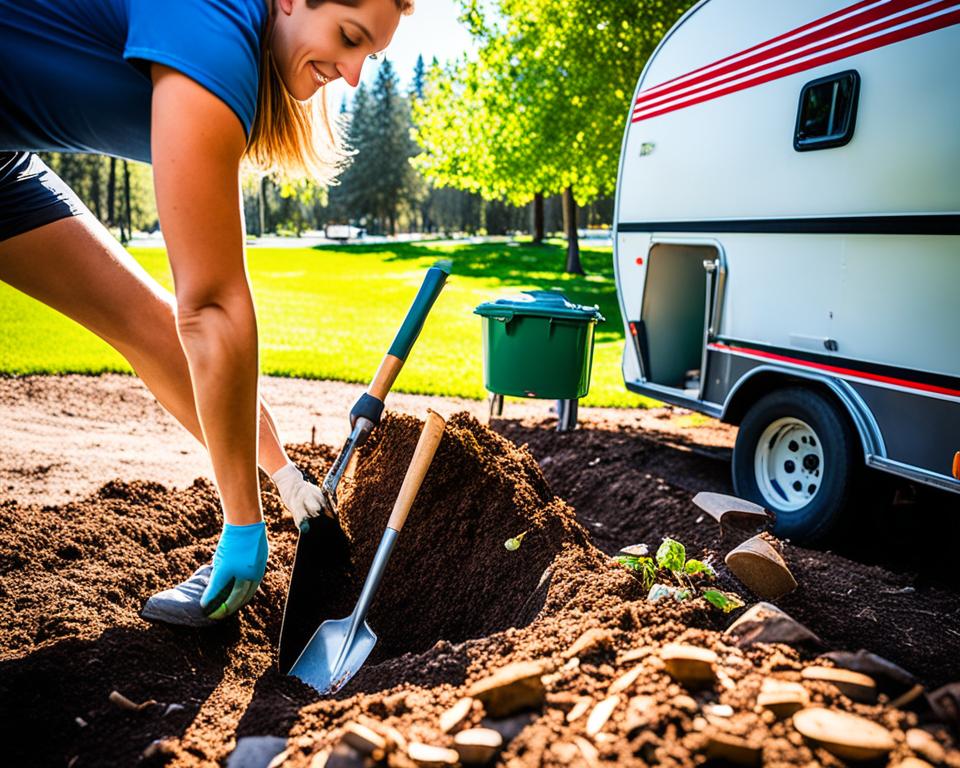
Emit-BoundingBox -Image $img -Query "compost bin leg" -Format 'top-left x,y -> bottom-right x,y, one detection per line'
557,399 -> 578,432
488,393 -> 504,423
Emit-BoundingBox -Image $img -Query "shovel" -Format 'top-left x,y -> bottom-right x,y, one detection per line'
287,409 -> 446,694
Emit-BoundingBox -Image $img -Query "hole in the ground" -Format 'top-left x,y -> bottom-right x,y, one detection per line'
279,412 -> 589,674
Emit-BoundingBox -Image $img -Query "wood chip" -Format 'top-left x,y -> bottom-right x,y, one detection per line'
724,602 -> 821,647
608,665 -> 643,695
566,696 -> 593,723
725,536 -> 797,599
660,643 -> 718,688
467,660 -> 551,718
801,665 -> 877,703
693,491 -> 770,526
453,728 -> 503,765
439,697 -> 474,734
341,722 -> 386,756
757,679 -> 809,718
585,695 -> 620,737
792,707 -> 895,761
562,628 -> 613,660
618,647 -> 653,664
704,731 -> 762,766
108,690 -> 156,712
573,736 -> 599,768
407,742 -> 459,767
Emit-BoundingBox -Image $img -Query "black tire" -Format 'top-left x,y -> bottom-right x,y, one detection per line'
732,386 -> 858,543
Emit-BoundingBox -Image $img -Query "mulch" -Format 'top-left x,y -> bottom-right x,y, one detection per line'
1,411 -> 958,766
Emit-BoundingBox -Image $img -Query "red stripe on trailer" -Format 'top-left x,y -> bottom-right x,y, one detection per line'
633,0 -> 945,114
631,7 -> 960,123
709,342 -> 960,398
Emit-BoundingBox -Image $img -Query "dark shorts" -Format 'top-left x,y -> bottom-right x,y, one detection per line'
0,152 -> 86,242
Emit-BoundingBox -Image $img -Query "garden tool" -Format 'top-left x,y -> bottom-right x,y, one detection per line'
287,410 -> 445,694
311,260 -> 451,527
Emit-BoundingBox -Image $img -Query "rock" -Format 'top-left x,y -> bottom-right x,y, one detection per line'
703,704 -> 734,718
453,728 -> 503,765
565,696 -> 593,723
585,695 -> 620,736
341,722 -> 386,756
821,649 -> 916,695
757,679 -> 809,718
619,543 -> 649,556
725,536 -> 797,599
468,660 -> 551,717
693,492 -> 771,528
608,665 -> 643,695
407,742 -> 459,767
905,728 -> 946,764
724,602 -> 822,647
792,707 -> 896,761
226,736 -> 289,768
661,643 -> 718,688
801,665 -> 877,703
439,697 -> 474,734
704,732 -> 762,766
562,628 -> 613,660
162,703 -> 186,717
75,717 -> 88,728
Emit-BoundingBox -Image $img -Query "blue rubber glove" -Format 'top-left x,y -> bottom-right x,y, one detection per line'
200,521 -> 269,620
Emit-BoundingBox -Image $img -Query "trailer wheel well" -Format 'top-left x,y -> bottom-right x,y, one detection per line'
723,372 -> 861,452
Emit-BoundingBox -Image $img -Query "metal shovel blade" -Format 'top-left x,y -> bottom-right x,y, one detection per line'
288,615 -> 377,694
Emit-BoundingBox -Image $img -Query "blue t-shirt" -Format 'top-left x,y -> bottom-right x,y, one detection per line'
0,0 -> 268,163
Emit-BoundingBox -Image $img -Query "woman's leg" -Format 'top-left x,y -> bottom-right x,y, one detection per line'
0,212 -> 289,473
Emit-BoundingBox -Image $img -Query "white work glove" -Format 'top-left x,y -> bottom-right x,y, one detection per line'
271,462 -> 331,531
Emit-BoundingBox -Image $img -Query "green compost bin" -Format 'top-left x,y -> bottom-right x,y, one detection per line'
474,291 -> 604,400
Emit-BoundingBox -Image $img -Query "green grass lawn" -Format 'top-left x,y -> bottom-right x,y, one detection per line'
0,239 -> 654,408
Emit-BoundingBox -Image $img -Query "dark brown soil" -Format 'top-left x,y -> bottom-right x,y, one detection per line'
1,411 -> 958,767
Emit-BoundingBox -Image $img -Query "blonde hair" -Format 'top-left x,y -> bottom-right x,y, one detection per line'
244,0 -> 415,183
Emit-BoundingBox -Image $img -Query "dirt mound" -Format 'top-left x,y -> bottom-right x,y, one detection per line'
1,412 -> 958,767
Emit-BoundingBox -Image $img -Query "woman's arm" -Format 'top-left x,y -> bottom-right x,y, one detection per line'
151,64 -> 261,526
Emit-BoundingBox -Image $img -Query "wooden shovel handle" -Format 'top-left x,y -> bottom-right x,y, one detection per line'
387,410 -> 445,532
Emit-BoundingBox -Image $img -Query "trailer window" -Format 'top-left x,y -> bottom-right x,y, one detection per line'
794,70 -> 859,151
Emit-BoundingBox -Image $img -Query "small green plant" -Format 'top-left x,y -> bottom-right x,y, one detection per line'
504,531 -> 528,551
614,536 -> 744,613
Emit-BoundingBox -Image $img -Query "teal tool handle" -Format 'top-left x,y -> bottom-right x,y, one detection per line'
387,260 -> 451,360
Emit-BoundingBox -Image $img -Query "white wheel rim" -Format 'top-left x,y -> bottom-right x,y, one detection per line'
754,417 -> 824,511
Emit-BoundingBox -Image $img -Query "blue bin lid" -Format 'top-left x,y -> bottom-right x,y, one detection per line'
474,290 -> 604,322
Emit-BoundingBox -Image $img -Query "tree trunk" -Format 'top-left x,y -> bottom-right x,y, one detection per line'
107,157 -> 117,227
562,186 -> 583,275
121,160 -> 132,245
532,192 -> 545,244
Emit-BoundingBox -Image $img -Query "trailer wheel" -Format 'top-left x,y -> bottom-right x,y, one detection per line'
732,387 -> 857,542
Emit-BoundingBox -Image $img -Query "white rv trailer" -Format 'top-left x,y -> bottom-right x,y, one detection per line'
613,0 -> 960,540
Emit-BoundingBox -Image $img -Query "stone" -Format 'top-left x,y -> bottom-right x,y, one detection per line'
801,665 -> 877,703
565,696 -> 592,723
439,697 -> 474,734
226,736 -> 289,768
453,728 -> 503,765
341,722 -> 386,757
704,732 -> 762,766
905,728 -> 946,765
725,536 -> 797,599
756,679 -> 809,718
619,543 -> 649,556
608,665 -> 643,695
661,643 -> 718,688
792,707 -> 896,761
407,742 -> 459,767
468,660 -> 550,717
693,492 -> 771,528
562,628 -> 614,660
724,602 -> 822,648
573,737 -> 599,768
585,695 -> 620,736
703,704 -> 734,718
821,649 -> 916,694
